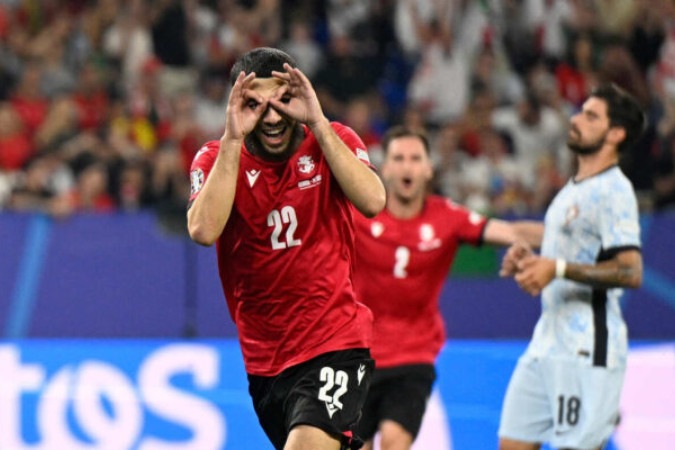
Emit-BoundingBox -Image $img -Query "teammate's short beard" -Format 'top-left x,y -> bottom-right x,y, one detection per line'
567,129 -> 607,155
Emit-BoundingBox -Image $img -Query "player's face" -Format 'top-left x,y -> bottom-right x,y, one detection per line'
567,97 -> 610,155
382,136 -> 433,203
248,78 -> 298,156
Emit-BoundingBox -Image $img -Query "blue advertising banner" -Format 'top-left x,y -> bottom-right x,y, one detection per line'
1,212 -> 674,340
1,340 -> 673,450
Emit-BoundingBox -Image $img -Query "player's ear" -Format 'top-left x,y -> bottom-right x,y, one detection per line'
608,126 -> 626,146
424,159 -> 433,181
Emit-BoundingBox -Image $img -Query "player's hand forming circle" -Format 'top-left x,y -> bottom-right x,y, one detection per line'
224,71 -> 266,141
270,63 -> 326,128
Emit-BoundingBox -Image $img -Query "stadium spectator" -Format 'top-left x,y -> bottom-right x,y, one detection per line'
490,90 -> 568,191
193,65 -> 230,141
279,17 -> 324,79
0,101 -> 33,171
149,0 -> 197,98
406,10 -> 471,127
66,159 -> 115,213
72,60 -> 111,132
430,121 -> 470,202
0,0 -> 666,218
7,154 -> 73,217
554,33 -> 598,110
313,33 -> 382,120
9,61 -> 49,135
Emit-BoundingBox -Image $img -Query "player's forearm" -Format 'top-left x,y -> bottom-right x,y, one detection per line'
187,139 -> 241,246
512,221 -> 544,249
563,256 -> 643,289
311,119 -> 386,217
484,220 -> 543,248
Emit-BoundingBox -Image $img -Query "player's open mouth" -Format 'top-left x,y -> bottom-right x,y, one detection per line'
260,126 -> 288,147
262,126 -> 287,138
402,177 -> 412,187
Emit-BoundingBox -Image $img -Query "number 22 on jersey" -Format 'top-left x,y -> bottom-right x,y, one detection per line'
267,206 -> 302,250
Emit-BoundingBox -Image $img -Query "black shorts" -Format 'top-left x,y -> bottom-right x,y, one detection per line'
248,348 -> 374,450
356,364 -> 436,441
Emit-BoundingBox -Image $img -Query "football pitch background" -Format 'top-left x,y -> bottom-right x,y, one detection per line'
1,212 -> 674,449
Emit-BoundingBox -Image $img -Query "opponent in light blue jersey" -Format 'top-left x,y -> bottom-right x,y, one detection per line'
498,84 -> 646,450
531,166 -> 640,369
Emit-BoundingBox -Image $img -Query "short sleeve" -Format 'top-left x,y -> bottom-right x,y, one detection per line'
188,141 -> 219,204
598,178 -> 641,250
444,199 -> 488,245
332,122 -> 376,170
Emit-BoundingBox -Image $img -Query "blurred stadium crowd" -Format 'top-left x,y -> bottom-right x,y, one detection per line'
2,0 -> 675,226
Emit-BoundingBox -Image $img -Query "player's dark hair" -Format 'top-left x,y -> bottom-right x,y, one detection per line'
229,47 -> 297,86
591,83 -> 647,153
382,125 -> 430,156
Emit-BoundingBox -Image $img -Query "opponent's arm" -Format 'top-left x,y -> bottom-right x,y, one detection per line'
514,249 -> 642,296
563,249 -> 642,289
270,64 -> 386,217
187,72 -> 265,246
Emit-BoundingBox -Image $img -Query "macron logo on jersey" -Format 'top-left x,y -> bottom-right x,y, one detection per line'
246,169 -> 261,187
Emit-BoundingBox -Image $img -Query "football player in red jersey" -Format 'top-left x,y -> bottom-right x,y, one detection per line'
187,47 -> 386,450
353,126 -> 541,450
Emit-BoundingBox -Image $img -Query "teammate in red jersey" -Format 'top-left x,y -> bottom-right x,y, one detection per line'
187,47 -> 386,450
353,126 -> 540,450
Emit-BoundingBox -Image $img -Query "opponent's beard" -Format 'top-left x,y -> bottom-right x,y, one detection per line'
567,129 -> 607,155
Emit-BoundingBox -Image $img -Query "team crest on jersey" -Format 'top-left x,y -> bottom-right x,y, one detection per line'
297,155 -> 315,174
190,169 -> 204,195
371,221 -> 384,237
418,223 -> 441,251
564,204 -> 580,230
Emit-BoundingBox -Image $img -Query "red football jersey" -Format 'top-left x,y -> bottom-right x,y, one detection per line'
353,196 -> 488,368
189,123 -> 375,376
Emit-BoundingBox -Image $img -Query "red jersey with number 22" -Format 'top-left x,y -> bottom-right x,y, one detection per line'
189,123 -> 374,376
353,196 -> 487,368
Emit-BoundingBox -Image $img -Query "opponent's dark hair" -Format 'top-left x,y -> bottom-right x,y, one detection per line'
381,125 -> 430,156
229,47 -> 297,86
590,83 -> 647,153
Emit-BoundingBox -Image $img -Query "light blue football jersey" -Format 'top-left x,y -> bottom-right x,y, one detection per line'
524,166 -> 641,368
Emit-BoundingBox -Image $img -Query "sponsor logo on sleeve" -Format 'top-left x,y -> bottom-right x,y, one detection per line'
190,169 -> 204,195
356,148 -> 370,164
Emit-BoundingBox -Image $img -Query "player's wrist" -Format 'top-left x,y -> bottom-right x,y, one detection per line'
219,133 -> 244,148
555,258 -> 567,279
307,116 -> 330,133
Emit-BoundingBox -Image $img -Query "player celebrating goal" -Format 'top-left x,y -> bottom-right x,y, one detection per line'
352,125 -> 541,450
187,47 -> 386,450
